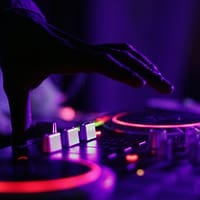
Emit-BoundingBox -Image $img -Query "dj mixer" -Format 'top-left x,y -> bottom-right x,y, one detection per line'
1,108 -> 200,199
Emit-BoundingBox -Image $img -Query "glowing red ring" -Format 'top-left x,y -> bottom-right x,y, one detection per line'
112,112 -> 200,129
0,159 -> 101,194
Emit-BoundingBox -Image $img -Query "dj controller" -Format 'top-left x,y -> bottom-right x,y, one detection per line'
1,107 -> 200,199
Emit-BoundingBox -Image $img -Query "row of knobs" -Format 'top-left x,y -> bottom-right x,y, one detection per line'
149,127 -> 200,165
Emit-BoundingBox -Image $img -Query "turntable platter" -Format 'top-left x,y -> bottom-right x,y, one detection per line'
104,110 -> 200,132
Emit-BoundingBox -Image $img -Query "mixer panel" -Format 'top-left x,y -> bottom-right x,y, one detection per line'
1,109 -> 200,199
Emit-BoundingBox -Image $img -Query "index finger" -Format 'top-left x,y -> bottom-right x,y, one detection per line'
97,43 -> 160,73
104,49 -> 174,94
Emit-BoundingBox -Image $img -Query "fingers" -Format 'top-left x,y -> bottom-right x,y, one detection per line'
87,53 -> 146,88
49,45 -> 145,88
50,43 -> 173,94
94,44 -> 174,94
42,22 -> 174,94
97,43 -> 160,73
109,50 -> 174,94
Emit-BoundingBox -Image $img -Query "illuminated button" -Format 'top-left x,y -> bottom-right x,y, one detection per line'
107,153 -> 117,159
42,122 -> 62,153
79,122 -> 96,141
123,146 -> 132,153
136,169 -> 145,176
138,141 -> 147,146
17,156 -> 28,161
61,127 -> 80,147
125,154 -> 139,163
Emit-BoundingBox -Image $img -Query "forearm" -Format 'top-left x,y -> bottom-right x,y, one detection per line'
0,0 -> 46,21
2,76 -> 32,146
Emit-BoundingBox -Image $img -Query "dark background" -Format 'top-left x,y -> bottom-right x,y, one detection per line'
34,0 -> 200,112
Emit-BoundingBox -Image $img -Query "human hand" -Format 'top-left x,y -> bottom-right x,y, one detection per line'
87,43 -> 174,94
46,23 -> 174,94
0,6 -> 174,153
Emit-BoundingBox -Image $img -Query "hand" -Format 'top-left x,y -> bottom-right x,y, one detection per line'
0,6 -> 174,150
90,43 -> 173,94
47,23 -> 174,94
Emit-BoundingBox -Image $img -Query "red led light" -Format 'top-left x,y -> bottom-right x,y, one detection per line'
96,130 -> 102,137
112,112 -> 200,128
125,154 -> 139,163
114,129 -> 125,133
96,116 -> 111,124
0,159 -> 101,194
17,156 -> 28,160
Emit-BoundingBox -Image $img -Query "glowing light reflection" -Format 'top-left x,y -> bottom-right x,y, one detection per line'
49,152 -> 63,160
113,112 -> 200,128
0,159 -> 101,193
58,106 -> 76,121
17,156 -> 28,160
67,153 -> 80,161
95,116 -> 111,127
96,130 -> 102,137
86,140 -> 98,147
85,146 -> 99,162
102,174 -> 115,190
